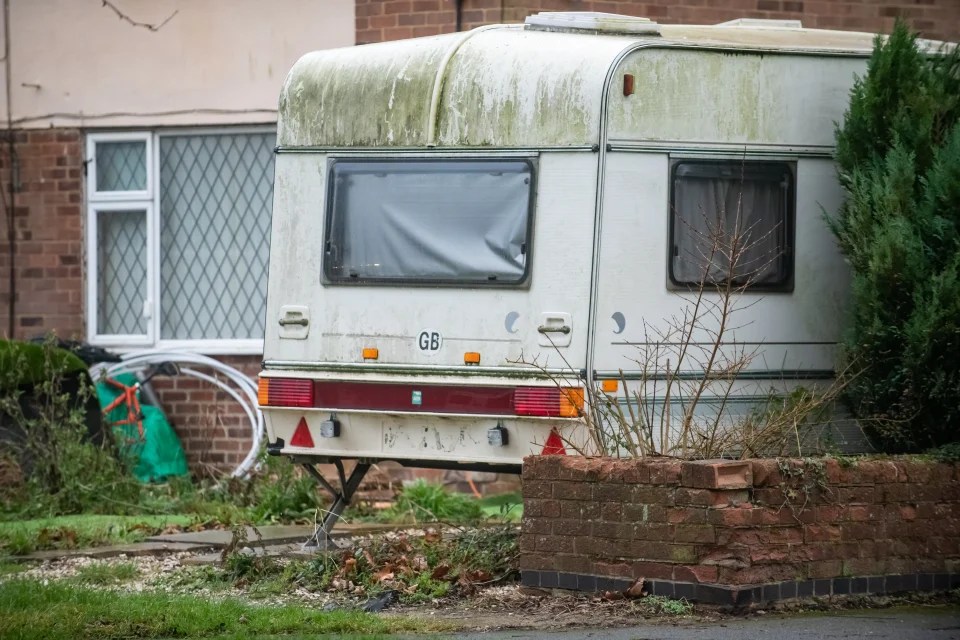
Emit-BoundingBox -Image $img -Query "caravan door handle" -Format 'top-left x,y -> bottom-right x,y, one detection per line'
278,305 -> 310,339
538,312 -> 572,347
537,324 -> 571,334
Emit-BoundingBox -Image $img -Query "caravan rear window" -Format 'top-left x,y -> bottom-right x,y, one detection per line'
670,161 -> 794,291
324,159 -> 534,285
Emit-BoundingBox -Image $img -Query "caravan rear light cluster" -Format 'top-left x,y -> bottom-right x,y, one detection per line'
258,378 -> 584,417
257,377 -> 314,408
513,386 -> 584,418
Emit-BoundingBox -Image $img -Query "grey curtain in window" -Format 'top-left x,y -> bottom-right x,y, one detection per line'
327,161 -> 532,283
673,173 -> 785,286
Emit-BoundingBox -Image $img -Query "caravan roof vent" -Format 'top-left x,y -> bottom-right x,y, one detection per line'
524,12 -> 661,36
716,18 -> 803,29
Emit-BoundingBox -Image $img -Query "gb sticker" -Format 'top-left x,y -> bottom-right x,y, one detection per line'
417,329 -> 442,355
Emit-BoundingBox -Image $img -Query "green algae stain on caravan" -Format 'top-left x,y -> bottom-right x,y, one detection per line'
277,35 -> 450,148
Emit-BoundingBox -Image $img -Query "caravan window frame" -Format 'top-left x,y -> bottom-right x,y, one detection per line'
667,159 -> 796,292
321,156 -> 537,288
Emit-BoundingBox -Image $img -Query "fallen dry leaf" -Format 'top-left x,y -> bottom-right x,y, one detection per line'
457,575 -> 477,596
470,570 -> 493,583
624,578 -> 646,599
376,566 -> 395,583
431,564 -> 451,580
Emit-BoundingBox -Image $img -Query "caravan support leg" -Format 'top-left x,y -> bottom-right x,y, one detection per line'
301,459 -> 370,550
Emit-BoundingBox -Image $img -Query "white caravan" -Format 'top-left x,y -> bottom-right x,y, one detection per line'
259,13 -> 897,535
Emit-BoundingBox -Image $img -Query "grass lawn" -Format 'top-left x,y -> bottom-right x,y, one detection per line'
0,514 -> 195,555
0,579 -> 448,639
477,492 -> 523,522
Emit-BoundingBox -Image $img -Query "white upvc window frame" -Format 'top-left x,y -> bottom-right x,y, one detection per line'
86,128 -> 272,355
87,131 -> 153,201
86,200 -> 157,348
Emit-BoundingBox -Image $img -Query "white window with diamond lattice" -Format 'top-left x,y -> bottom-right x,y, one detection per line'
86,129 -> 275,352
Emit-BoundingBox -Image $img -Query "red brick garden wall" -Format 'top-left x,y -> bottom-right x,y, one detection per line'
0,130 -> 85,341
357,0 -> 960,45
520,456 -> 960,604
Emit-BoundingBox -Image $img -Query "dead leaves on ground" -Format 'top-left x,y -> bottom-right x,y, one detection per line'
600,577 -> 646,601
322,528 -> 513,599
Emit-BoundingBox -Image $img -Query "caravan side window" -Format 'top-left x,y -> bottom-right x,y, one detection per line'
324,159 -> 534,286
670,161 -> 794,291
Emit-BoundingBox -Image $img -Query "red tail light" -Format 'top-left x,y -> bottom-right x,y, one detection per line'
514,386 -> 584,418
258,377 -> 314,408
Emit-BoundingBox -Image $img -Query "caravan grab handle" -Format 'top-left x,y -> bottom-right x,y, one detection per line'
537,325 -> 571,335
278,317 -> 309,327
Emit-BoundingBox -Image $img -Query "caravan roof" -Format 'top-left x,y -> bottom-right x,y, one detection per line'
277,13 -> 941,149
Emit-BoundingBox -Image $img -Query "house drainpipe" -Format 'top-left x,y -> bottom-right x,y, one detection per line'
454,0 -> 463,32
3,0 -> 15,340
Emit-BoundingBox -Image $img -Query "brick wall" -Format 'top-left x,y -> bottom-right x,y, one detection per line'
520,456 -> 960,605
149,355 -> 262,475
0,130 -> 85,341
357,0 -> 960,45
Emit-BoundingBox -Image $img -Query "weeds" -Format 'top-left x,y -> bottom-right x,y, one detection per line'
211,456 -> 328,523
774,458 -> 832,522
644,595 -> 693,616
383,480 -> 484,524
0,340 -> 141,518
73,562 -> 139,585
477,491 -> 523,522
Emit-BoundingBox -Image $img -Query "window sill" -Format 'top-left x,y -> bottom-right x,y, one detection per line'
88,339 -> 264,358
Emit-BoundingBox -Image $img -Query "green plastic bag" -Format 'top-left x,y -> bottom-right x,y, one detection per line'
96,373 -> 189,483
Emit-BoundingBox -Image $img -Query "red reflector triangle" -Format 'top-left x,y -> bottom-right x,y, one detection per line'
290,417 -> 315,448
541,428 -> 566,455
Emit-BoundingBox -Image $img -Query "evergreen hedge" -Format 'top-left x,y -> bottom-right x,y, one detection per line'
831,23 -> 960,451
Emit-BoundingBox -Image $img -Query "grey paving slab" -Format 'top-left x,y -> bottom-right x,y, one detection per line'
181,532 -> 380,566
146,524 -> 312,546
180,541 -> 348,566
146,522 -> 397,547
12,541 -> 213,562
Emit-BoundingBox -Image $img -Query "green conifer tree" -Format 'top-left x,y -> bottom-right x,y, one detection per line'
831,23 -> 960,451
